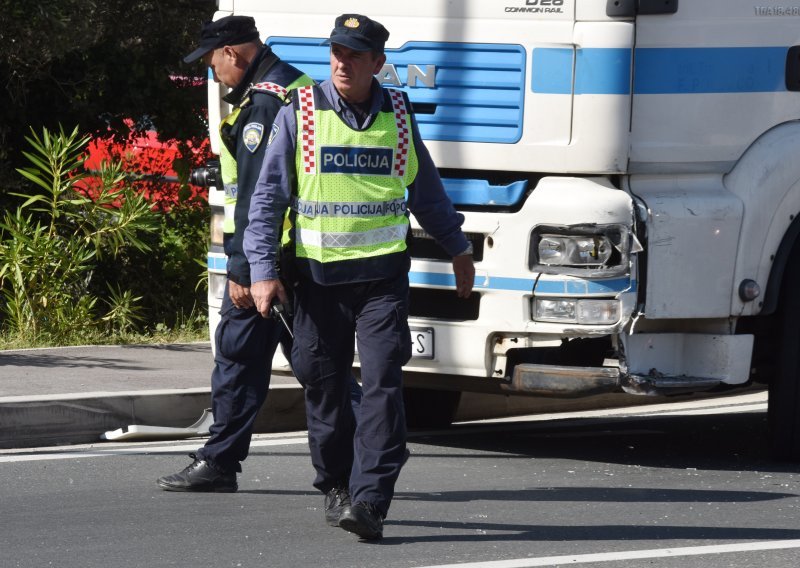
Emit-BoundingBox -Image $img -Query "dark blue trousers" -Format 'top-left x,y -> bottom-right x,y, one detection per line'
291,274 -> 412,517
197,282 -> 288,473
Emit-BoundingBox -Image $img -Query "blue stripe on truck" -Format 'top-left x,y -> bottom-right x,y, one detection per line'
207,255 -> 226,271
207,257 -> 636,296
532,47 -> 631,95
532,46 -> 788,95
409,271 -> 636,295
633,46 -> 787,94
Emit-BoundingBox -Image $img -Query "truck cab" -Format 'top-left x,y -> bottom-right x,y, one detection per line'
205,0 -> 800,458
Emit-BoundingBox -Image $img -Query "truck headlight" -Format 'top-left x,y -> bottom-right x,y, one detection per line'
538,235 -> 612,266
210,210 -> 225,246
533,298 -> 620,325
530,224 -> 633,277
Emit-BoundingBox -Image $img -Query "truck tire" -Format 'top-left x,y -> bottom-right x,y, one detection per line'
768,249 -> 800,461
403,387 -> 461,429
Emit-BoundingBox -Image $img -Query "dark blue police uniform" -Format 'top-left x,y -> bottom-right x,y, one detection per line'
159,15 -> 367,494
245,78 -> 469,519
197,46 -> 308,473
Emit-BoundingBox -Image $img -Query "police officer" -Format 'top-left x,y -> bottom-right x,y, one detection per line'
156,16 -> 316,492
245,14 -> 475,538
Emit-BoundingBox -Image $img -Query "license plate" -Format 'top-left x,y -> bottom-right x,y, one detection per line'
409,327 -> 434,359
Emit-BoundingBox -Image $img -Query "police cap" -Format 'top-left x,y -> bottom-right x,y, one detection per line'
183,15 -> 260,63
326,14 -> 390,53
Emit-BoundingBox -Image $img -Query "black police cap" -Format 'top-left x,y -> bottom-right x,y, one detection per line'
183,15 -> 260,63
325,14 -> 390,53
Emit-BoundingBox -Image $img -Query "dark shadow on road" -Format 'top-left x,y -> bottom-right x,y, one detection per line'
235,486 -> 796,503
232,485 -> 796,507
0,343 -> 208,369
237,489 -> 319,496
393,486 -> 797,504
409,410 -> 800,474
0,353 -> 148,371
118,344 -> 208,352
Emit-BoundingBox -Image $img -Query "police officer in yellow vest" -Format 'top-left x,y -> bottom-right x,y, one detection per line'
157,16 -> 316,492
245,14 -> 475,538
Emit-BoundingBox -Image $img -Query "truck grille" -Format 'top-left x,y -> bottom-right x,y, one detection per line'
408,229 -> 484,261
267,38 -> 526,144
409,288 -> 480,321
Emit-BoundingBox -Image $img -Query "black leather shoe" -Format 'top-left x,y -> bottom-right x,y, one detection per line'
324,485 -> 351,527
156,453 -> 237,493
339,501 -> 384,540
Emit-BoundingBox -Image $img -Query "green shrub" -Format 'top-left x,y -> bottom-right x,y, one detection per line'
91,197 -> 210,333
0,125 -> 209,347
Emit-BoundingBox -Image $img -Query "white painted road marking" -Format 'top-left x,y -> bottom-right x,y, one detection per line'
459,391 -> 767,425
0,435 -> 308,463
414,539 -> 800,568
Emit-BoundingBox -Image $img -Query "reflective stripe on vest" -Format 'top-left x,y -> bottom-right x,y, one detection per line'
218,75 -> 314,235
293,85 -> 418,264
290,196 -> 407,218
296,224 -> 410,249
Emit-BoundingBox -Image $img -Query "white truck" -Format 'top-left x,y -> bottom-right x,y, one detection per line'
204,0 -> 800,460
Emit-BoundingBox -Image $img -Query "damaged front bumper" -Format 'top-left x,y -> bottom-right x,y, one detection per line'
501,332 -> 754,397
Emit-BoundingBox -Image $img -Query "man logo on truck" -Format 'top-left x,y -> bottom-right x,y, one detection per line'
378,64 -> 436,88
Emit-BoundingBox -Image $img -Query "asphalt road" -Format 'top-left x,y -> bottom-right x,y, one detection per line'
2,391 -> 799,568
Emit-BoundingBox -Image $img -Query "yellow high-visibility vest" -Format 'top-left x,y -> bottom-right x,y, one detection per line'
292,85 -> 418,264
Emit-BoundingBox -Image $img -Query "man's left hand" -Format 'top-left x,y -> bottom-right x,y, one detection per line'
452,255 -> 475,298
228,280 -> 254,309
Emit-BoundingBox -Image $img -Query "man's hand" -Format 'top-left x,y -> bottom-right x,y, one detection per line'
452,255 -> 475,298
250,278 -> 289,318
228,280 -> 254,310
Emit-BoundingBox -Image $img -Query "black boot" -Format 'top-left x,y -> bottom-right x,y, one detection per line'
339,501 -> 384,540
156,453 -> 237,493
324,485 -> 351,527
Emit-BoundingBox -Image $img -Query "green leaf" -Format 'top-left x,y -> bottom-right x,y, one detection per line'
15,169 -> 52,192
21,150 -> 52,173
9,193 -> 48,209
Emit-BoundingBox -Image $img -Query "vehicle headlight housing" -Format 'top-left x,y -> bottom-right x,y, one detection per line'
533,298 -> 620,325
530,224 -> 631,277
538,235 -> 612,266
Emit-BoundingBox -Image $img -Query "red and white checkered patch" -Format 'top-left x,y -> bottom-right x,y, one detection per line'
250,81 -> 289,100
297,86 -> 316,174
388,90 -> 410,178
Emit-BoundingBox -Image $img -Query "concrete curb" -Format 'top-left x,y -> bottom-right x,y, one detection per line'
0,384 -> 307,449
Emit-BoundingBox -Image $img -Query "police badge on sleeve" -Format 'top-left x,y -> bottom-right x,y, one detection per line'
242,122 -> 264,153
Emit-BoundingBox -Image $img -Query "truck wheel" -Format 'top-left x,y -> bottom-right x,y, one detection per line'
768,251 -> 800,461
403,387 -> 462,429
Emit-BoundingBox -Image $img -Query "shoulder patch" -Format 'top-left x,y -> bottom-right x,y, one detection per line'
242,122 -> 265,153
267,123 -> 280,147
